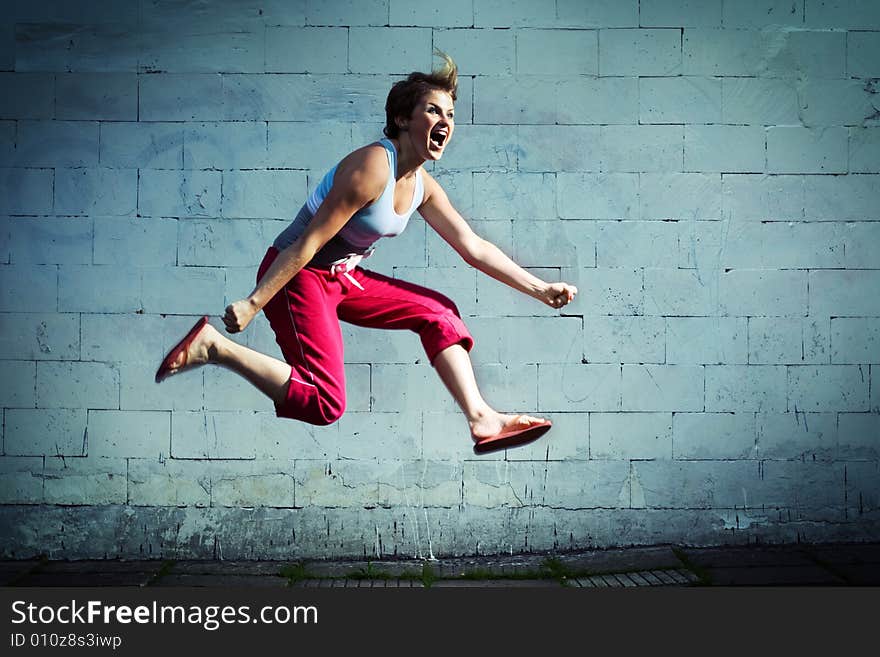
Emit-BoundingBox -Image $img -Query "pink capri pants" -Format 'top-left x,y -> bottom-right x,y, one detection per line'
257,246 -> 475,425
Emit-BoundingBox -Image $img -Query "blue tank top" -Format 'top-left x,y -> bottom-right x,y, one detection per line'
273,138 -> 425,266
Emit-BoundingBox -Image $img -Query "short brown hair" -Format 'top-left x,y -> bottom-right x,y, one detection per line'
383,50 -> 458,138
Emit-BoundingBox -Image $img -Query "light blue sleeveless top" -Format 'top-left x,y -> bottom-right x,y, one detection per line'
273,138 -> 425,267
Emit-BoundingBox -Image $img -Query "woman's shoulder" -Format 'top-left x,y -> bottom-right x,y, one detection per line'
417,167 -> 443,204
337,140 -> 390,175
329,141 -> 391,202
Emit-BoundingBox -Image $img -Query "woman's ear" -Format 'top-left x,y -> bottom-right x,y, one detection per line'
396,116 -> 408,131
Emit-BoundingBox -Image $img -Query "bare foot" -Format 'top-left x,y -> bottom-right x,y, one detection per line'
469,411 -> 549,441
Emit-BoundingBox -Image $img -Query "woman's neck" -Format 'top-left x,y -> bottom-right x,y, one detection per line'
389,135 -> 424,180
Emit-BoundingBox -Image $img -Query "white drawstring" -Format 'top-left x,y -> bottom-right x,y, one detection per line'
328,249 -> 374,291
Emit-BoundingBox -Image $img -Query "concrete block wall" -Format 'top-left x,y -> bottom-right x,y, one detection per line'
0,0 -> 878,560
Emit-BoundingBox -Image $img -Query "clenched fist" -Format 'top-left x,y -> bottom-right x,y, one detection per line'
539,282 -> 578,309
223,298 -> 259,333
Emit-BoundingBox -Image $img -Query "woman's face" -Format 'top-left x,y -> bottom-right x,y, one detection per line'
401,89 -> 455,161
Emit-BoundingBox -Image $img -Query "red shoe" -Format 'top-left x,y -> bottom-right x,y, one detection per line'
472,417 -> 552,454
155,316 -> 210,383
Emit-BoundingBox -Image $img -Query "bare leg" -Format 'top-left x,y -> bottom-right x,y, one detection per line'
163,323 -> 291,405
432,343 -> 548,439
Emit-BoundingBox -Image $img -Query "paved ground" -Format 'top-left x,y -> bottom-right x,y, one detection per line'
2,542 -> 879,587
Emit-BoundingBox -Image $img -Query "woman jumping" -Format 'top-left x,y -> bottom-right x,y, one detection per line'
155,52 -> 578,454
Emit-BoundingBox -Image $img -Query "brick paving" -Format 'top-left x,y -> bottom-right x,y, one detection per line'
2,542 -> 878,587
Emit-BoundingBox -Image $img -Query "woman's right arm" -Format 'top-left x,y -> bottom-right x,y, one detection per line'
223,148 -> 386,333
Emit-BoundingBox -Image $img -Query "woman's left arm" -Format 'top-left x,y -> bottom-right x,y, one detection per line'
419,172 -> 577,310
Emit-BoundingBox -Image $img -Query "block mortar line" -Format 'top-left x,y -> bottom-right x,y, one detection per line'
51,73 -> 57,121
679,25 -> 684,79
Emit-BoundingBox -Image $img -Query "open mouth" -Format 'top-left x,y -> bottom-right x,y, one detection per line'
430,129 -> 447,149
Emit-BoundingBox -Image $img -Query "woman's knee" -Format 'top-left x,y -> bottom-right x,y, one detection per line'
275,386 -> 346,426
421,310 -> 475,364
313,395 -> 346,426
433,293 -> 462,318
